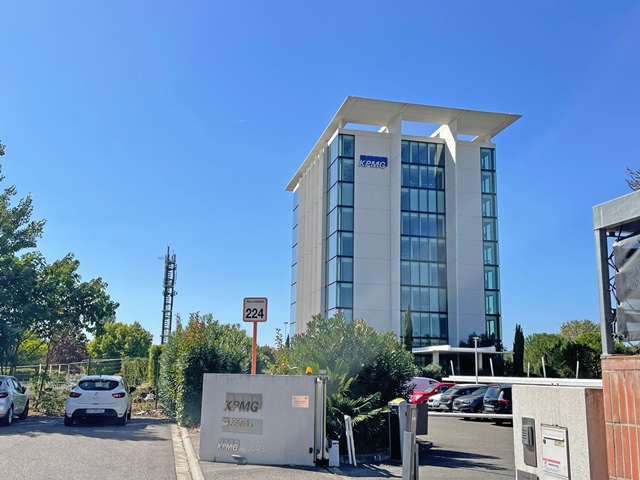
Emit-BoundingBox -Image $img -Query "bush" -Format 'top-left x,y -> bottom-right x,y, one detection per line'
147,345 -> 163,389
288,312 -> 416,452
421,363 -> 444,381
158,313 -> 251,427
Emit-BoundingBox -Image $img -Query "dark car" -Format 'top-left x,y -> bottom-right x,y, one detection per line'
483,384 -> 512,422
435,384 -> 485,412
452,385 -> 490,413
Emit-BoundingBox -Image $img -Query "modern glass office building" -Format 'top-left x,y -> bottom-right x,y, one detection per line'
286,97 -> 520,349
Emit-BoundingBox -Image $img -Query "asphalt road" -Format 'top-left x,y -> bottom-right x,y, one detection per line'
0,415 -> 177,480
190,415 -> 515,480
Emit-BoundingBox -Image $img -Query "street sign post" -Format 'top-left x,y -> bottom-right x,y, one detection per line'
243,297 -> 268,374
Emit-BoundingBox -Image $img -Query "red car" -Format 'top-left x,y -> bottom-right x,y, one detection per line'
410,382 -> 455,404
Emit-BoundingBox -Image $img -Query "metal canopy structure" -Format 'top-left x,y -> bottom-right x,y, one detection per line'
593,190 -> 640,353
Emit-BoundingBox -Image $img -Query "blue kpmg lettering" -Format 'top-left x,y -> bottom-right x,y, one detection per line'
358,155 -> 388,169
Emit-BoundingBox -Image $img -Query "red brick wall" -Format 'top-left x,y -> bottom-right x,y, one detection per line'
602,356 -> 640,480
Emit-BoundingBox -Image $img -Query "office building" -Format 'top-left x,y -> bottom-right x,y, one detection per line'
286,97 -> 520,349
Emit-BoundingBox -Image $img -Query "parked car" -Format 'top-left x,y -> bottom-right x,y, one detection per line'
0,375 -> 30,426
435,384 -> 485,412
406,377 -> 438,396
483,384 -> 512,423
452,385 -> 491,413
410,382 -> 454,404
64,375 -> 135,426
427,392 -> 444,410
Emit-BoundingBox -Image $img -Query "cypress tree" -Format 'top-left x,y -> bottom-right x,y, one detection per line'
403,305 -> 414,352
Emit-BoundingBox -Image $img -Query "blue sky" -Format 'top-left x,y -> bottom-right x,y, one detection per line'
1,2 -> 639,348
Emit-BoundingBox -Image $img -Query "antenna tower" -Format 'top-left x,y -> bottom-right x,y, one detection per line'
161,246 -> 177,345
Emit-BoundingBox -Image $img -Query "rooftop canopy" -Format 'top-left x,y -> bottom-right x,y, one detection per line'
286,96 -> 521,191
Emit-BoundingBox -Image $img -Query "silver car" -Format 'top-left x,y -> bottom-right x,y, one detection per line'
0,375 -> 30,426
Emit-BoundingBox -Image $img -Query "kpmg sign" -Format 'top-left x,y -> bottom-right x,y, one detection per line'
358,155 -> 388,169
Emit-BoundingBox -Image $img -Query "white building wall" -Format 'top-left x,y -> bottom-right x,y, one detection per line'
295,152 -> 325,332
350,130 -> 393,332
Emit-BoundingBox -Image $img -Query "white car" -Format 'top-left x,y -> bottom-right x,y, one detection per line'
65,375 -> 135,426
0,375 -> 29,426
427,392 -> 443,410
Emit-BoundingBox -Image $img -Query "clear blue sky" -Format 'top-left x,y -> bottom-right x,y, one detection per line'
2,2 -> 639,348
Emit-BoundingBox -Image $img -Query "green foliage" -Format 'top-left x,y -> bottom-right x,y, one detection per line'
147,345 -> 163,388
288,312 -> 416,452
403,305 -> 413,352
121,357 -> 148,387
266,327 -> 293,375
421,363 -> 444,381
626,167 -> 640,191
88,321 -> 153,359
562,332 -> 602,378
459,332 -> 496,348
559,319 -> 600,341
158,312 -> 252,427
523,333 -> 568,377
30,371 -> 68,414
513,324 -> 525,376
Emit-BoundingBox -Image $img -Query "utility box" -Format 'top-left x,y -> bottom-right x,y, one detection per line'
388,398 -> 407,461
328,440 -> 339,467
541,425 -> 569,479
416,403 -> 428,435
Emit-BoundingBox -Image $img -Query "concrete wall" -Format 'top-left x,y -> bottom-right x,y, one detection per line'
512,385 -> 607,479
199,374 -> 317,466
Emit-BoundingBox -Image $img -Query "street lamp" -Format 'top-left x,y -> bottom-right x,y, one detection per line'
473,336 -> 479,384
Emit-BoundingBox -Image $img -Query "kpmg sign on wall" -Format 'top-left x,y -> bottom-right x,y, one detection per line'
358,155 -> 388,169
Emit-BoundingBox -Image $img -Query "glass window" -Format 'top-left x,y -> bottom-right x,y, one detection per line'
481,171 -> 496,193
411,237 -> 421,260
430,288 -> 439,312
338,257 -> 353,282
485,291 -> 501,315
436,191 -> 445,213
337,282 -> 353,308
410,142 -> 420,164
327,233 -> 336,259
339,157 -> 354,182
328,159 -> 338,187
401,286 -> 411,310
481,148 -> 495,170
292,189 -> 299,209
482,194 -> 496,217
340,182 -> 354,206
418,143 -> 427,164
292,206 -> 298,228
337,232 -> 353,256
419,189 -> 428,212
340,135 -> 355,158
292,225 -> 298,245
411,262 -> 420,285
402,164 -> 411,186
327,208 -> 337,234
485,266 -> 500,290
290,303 -> 296,324
420,287 -> 430,311
330,136 -> 339,161
436,144 -> 445,166
410,165 -> 419,187
401,188 -> 410,210
483,218 -> 498,241
401,261 -> 411,284
326,283 -> 336,310
326,258 -> 336,283
338,207 -> 354,231
421,263 -> 431,286
484,242 -> 499,265
401,141 -> 410,162
401,237 -> 411,259
290,283 -> 296,301
412,287 -> 421,312
291,264 -> 297,284
328,184 -> 338,211
427,144 -> 437,165
291,244 -> 297,265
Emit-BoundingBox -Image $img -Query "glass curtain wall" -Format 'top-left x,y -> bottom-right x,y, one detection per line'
481,148 -> 501,344
325,134 -> 355,321
400,140 -> 448,347
289,188 -> 298,336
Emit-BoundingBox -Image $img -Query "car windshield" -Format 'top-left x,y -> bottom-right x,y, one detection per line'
79,380 -> 119,391
421,384 -> 438,394
471,386 -> 489,396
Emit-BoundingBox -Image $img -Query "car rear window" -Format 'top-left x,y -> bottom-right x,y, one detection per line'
485,386 -> 500,398
79,380 -> 119,391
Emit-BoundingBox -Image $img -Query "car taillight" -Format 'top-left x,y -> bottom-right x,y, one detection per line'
112,392 -> 126,398
498,391 -> 510,404
69,392 -> 82,398
0,392 -> 8,398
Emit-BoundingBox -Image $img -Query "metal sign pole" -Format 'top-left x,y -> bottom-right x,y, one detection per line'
251,322 -> 258,374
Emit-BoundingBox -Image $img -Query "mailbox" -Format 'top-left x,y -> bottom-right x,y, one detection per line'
541,425 -> 569,479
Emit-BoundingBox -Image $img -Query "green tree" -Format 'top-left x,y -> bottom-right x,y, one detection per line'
147,345 -> 164,389
403,305 -> 413,352
625,167 -> 640,191
559,319 -> 600,341
523,333 -> 567,377
158,312 -> 252,427
88,321 -> 153,359
562,332 -> 602,378
513,324 -> 525,376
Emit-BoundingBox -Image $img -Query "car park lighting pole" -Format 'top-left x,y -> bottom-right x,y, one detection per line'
473,337 -> 479,384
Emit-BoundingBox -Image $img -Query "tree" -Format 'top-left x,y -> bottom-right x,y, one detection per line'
563,332 -> 602,378
47,326 -> 88,365
625,167 -> 640,191
403,305 -> 413,352
559,319 -> 600,341
523,333 -> 567,377
88,321 -> 153,359
513,324 -> 525,376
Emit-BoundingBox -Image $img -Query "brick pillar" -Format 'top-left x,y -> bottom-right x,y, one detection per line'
601,356 -> 640,480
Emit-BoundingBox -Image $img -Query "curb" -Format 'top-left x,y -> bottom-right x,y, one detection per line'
171,424 -> 191,480
181,427 -> 205,480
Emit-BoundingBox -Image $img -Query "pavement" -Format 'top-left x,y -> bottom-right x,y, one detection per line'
172,416 -> 516,480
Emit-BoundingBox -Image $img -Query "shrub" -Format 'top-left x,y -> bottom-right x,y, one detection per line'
158,312 -> 251,427
421,363 -> 444,381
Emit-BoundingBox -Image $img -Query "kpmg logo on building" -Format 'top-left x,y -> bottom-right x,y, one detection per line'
358,155 -> 388,169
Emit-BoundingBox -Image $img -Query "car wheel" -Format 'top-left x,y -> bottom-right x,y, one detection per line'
127,409 -> 131,421
117,413 -> 128,426
64,415 -> 73,427
18,400 -> 29,420
1,406 -> 12,426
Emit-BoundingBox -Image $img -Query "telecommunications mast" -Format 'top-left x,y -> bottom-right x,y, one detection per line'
160,246 -> 177,345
